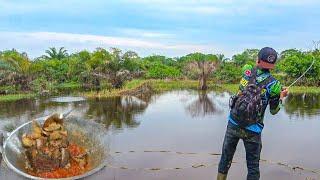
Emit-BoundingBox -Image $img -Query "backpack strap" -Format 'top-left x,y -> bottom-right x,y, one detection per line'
248,67 -> 258,85
258,74 -> 275,90
249,67 -> 274,89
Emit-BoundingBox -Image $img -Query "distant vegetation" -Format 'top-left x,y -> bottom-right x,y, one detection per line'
0,46 -> 319,96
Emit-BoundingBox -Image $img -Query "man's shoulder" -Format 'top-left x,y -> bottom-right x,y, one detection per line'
241,64 -> 253,77
239,64 -> 282,96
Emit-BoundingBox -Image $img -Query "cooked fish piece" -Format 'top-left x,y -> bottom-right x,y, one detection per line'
49,139 -> 63,148
60,136 -> 69,148
35,138 -> 45,149
22,113 -> 88,174
59,130 -> 68,137
41,129 -> 50,136
43,122 -> 61,132
30,132 -> 41,139
32,120 -> 42,134
30,121 -> 42,139
43,113 -> 63,130
52,148 -> 61,159
49,131 -> 63,140
22,134 -> 34,148
26,148 -> 60,172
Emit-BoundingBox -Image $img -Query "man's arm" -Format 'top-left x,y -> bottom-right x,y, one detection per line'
269,81 -> 282,115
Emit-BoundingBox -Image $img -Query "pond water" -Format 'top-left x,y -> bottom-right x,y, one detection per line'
0,91 -> 320,180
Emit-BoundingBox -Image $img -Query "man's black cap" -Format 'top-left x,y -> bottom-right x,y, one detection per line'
258,47 -> 278,69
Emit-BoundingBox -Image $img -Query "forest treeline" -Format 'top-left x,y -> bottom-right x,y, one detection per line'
0,47 -> 319,94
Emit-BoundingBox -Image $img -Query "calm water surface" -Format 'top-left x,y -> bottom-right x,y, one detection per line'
0,91 -> 320,180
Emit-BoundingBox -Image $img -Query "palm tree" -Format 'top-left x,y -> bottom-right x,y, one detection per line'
0,50 -> 32,90
217,54 -> 228,62
43,47 -> 68,60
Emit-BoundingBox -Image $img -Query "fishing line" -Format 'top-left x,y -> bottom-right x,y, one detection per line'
287,58 -> 316,88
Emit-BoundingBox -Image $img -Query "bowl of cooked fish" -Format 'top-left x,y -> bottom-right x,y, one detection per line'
1,113 -> 109,179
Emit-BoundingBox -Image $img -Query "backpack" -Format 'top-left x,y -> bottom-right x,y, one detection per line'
229,67 -> 272,128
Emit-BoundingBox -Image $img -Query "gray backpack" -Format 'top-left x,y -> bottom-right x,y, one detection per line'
229,67 -> 272,127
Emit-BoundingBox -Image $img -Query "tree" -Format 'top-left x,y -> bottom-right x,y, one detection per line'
213,61 -> 242,83
277,50 -> 320,86
145,62 -> 181,79
122,51 -> 141,72
123,50 -> 139,60
216,54 -> 228,62
0,50 -> 32,90
88,48 -> 135,88
43,47 -> 68,60
280,49 -> 300,59
232,49 -> 259,66
184,53 -> 219,90
104,48 -> 133,88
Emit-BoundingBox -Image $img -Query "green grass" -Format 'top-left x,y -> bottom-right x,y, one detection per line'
84,79 -> 148,98
0,93 -> 36,102
124,79 -> 149,89
84,79 -> 226,98
1,80 -> 319,102
84,79 -> 320,98
54,82 -> 81,91
217,84 -> 320,94
287,86 -> 320,94
149,79 -> 224,92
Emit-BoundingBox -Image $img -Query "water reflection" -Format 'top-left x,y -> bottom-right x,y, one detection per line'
50,96 -> 86,103
86,96 -> 149,130
185,91 -> 221,118
0,92 -> 319,133
0,95 -> 151,132
284,93 -> 320,117
1,91 -> 320,180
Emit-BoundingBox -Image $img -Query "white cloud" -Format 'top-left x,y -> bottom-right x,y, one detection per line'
1,0 -> 319,18
118,28 -> 174,38
118,0 -> 320,15
0,31 -> 228,58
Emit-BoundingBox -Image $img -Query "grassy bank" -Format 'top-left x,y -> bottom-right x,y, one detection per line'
0,80 -> 319,102
221,84 -> 320,94
0,94 -> 36,102
84,79 -> 224,98
84,79 -> 320,98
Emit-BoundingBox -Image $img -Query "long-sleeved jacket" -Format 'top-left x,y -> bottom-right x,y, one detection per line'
228,64 -> 282,133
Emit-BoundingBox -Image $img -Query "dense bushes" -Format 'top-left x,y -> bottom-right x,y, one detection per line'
276,51 -> 320,86
213,62 -> 242,83
0,47 -> 319,95
145,62 -> 181,79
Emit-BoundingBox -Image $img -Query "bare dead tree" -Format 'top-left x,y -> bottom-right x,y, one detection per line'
186,60 -> 218,90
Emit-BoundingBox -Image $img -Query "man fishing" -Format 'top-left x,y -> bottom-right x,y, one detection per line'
217,47 -> 289,180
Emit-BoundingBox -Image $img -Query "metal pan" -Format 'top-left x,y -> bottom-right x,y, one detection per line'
0,115 -> 110,180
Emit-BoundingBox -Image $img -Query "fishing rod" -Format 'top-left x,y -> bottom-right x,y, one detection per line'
286,58 -> 316,89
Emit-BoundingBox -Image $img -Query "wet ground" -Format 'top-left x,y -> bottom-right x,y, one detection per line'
1,91 -> 320,180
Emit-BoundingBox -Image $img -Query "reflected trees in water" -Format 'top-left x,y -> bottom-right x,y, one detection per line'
284,93 -> 320,117
185,91 -> 220,118
86,95 -> 150,129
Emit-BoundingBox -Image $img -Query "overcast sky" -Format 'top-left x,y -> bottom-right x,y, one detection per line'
1,0 -> 320,58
